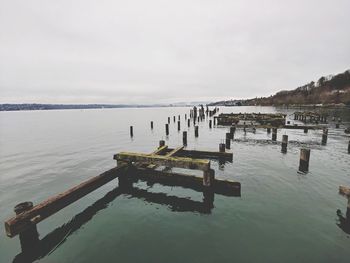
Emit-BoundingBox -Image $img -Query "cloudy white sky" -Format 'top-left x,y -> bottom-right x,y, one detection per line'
0,0 -> 349,104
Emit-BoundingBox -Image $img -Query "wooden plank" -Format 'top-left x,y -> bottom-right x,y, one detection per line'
165,146 -> 184,157
114,152 -> 210,171
151,145 -> 168,155
4,166 -> 125,238
168,149 -> 233,161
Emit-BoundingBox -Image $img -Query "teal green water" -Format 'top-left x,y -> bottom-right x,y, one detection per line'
0,106 -> 349,263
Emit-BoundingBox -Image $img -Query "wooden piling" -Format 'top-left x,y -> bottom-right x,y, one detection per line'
203,169 -> 215,187
339,186 -> 350,218
230,126 -> 236,139
177,121 -> 181,131
173,116 -> 176,122
348,140 -> 350,154
168,117 -> 170,124
209,120 -> 212,129
195,126 -> 199,137
299,148 -> 310,172
151,121 -> 153,129
267,127 -> 271,133
336,123 -> 340,128
219,143 -> 225,153
322,128 -> 328,145
14,202 -> 39,251
165,124 -> 169,136
130,126 -> 133,137
183,131 -> 187,146
185,114 -> 187,120
178,115 -> 180,121
188,119 -> 190,127
159,140 -> 165,148
304,128 -> 308,133
281,135 -> 288,153
272,128 -> 277,141
225,133 -> 231,149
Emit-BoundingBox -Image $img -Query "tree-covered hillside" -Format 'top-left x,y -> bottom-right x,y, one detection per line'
247,70 -> 350,106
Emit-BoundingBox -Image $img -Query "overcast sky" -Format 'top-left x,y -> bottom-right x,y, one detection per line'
0,0 -> 349,104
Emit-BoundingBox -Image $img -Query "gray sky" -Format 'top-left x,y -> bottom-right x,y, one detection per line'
0,0 -> 349,104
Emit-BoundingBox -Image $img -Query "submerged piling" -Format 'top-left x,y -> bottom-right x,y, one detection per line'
299,148 -> 311,172
281,135 -> 288,153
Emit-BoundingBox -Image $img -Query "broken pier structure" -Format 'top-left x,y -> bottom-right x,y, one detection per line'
215,113 -> 287,127
4,144 -> 240,255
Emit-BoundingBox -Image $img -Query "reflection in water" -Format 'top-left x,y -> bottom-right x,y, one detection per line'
12,181 -> 226,263
336,208 -> 350,235
124,187 -> 213,214
13,187 -> 124,263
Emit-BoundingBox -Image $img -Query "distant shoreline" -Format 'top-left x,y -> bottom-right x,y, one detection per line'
1,103 -> 349,112
0,103 -> 198,112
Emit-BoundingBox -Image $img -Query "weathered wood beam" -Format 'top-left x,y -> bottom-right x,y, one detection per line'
114,152 -> 210,171
151,145 -> 168,155
165,146 -> 184,157
4,166 -> 125,238
133,165 -> 240,197
168,148 -> 233,161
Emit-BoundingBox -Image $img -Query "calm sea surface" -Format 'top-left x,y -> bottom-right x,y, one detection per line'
0,106 -> 349,263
